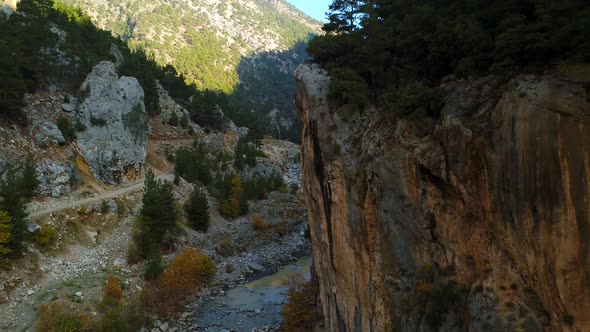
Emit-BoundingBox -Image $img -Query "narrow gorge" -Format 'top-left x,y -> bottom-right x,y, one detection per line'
296,64 -> 590,331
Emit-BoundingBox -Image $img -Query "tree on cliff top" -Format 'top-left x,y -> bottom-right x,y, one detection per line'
310,0 -> 590,114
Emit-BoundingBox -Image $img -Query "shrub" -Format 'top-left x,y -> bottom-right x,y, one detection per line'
96,295 -> 148,332
168,112 -> 178,126
100,201 -> 109,214
162,248 -> 216,291
281,275 -> 322,332
144,254 -> 163,281
73,118 -> 86,132
225,263 -> 234,273
0,211 -> 13,269
116,199 -> 126,218
36,301 -> 93,332
180,113 -> 189,129
90,116 -> 107,127
57,115 -> 76,143
216,233 -> 234,257
275,223 -> 288,237
142,248 -> 216,317
33,226 -> 56,247
251,214 -> 271,230
102,275 -> 123,306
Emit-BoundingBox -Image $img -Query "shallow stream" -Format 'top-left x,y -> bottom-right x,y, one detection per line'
193,256 -> 312,331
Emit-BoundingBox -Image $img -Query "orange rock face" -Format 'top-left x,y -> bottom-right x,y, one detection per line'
296,64 -> 590,332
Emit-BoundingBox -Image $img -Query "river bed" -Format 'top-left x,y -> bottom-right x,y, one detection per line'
193,256 -> 312,331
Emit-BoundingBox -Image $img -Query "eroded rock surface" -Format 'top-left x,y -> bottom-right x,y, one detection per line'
75,61 -> 149,184
296,64 -> 590,331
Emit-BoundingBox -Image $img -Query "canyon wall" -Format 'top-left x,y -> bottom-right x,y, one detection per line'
295,64 -> 590,331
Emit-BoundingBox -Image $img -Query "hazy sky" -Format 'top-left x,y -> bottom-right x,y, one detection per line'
285,0 -> 332,22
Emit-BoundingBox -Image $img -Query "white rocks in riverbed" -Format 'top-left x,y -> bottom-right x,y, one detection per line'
113,257 -> 127,269
247,262 -> 265,273
27,224 -> 41,233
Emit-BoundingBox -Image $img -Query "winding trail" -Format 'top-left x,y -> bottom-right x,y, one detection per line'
28,173 -> 174,219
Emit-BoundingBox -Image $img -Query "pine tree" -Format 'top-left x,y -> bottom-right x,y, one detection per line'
140,171 -> 178,247
0,18 -> 27,123
0,169 -> 29,255
19,157 -> 39,199
323,0 -> 366,34
0,211 -> 13,269
184,188 -> 210,232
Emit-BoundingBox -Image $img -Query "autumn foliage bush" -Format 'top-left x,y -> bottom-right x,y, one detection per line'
141,248 -> 216,318
36,301 -> 92,332
251,214 -> 271,230
281,275 -> 322,332
102,275 -> 123,306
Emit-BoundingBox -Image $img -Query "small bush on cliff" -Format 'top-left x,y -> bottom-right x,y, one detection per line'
57,115 -> 76,143
33,226 -> 56,247
281,275 -> 322,331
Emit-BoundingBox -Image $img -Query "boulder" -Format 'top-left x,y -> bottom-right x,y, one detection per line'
237,127 -> 250,138
27,224 -> 41,233
33,121 -> 65,145
113,257 -> 127,269
61,96 -> 78,113
36,160 -> 75,197
247,262 -> 265,273
76,61 -> 150,184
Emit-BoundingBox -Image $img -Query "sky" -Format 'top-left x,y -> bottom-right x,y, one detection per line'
285,0 -> 332,22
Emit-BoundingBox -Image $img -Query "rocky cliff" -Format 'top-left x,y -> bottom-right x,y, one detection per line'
76,61 -> 150,184
296,64 -> 590,331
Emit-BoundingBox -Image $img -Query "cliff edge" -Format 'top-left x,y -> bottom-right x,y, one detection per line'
296,63 -> 590,331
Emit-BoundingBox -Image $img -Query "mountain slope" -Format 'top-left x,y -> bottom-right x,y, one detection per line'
59,0 -> 320,131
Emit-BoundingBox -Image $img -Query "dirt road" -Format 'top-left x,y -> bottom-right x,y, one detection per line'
28,173 -> 174,219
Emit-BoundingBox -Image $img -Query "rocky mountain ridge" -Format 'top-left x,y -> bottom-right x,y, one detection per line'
296,63 -> 590,331
58,0 -> 320,131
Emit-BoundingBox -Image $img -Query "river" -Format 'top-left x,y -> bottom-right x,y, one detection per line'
193,256 -> 312,331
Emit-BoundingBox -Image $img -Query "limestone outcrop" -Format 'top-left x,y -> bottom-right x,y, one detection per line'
296,64 -> 590,331
75,61 -> 149,184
